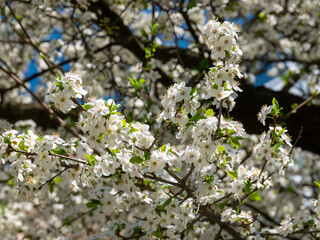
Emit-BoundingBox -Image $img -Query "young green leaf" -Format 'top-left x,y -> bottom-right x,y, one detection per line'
18,141 -> 26,151
227,170 -> 238,179
129,156 -> 144,164
51,147 -> 67,156
85,154 -> 96,166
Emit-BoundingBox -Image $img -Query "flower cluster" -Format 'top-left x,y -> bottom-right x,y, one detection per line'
199,19 -> 244,110
253,126 -> 293,175
47,72 -> 87,113
202,19 -> 242,62
77,98 -> 123,147
1,16 -> 319,240
157,81 -> 197,127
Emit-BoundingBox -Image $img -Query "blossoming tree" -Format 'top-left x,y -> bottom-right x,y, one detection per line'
0,1 -> 320,240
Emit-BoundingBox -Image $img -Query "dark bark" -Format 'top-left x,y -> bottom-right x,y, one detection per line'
86,0 -> 174,88
0,103 -> 61,130
233,85 -> 320,154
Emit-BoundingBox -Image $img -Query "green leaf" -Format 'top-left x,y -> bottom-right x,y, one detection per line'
85,154 -> 96,166
129,156 -> 144,164
274,143 -> 282,153
82,104 -> 92,110
55,81 -> 64,91
66,116 -> 75,127
62,218 -> 71,226
205,109 -> 214,117
217,200 -> 229,210
113,148 -> 120,154
187,0 -> 196,9
131,226 -> 142,238
277,127 -> 286,137
272,98 -> 279,111
228,129 -> 236,135
108,148 -> 120,156
218,145 -> 225,152
224,50 -> 231,58
152,224 -> 163,239
144,151 -> 150,160
1,202 -> 5,215
189,86 -> 198,96
4,137 -> 11,144
195,107 -> 203,116
38,134 -> 43,142
254,29 -> 268,36
160,145 -> 166,152
189,115 -> 206,122
156,197 -> 172,212
244,181 -> 252,194
105,111 -> 121,120
151,23 -> 157,35
48,182 -> 54,193
86,199 -> 102,210
291,103 -> 298,109
281,69 -> 293,86
141,0 -> 148,9
122,119 -> 127,127
57,72 -> 62,80
128,127 -> 139,133
151,42 -> 158,52
50,147 -> 67,156
7,175 -> 15,187
205,175 -> 214,183
7,179 -> 14,187
97,132 -> 103,141
108,101 -> 121,112
226,1 -> 239,11
18,141 -> 26,151
141,29 -> 149,39
258,12 -> 267,22
138,78 -> 145,86
212,83 -> 218,90
230,137 -> 240,149
314,181 -> 320,189
249,191 -> 262,202
227,170 -> 238,179
54,176 -> 62,184
129,75 -> 145,91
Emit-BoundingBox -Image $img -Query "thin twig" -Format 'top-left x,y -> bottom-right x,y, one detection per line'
213,192 -> 233,204
180,214 -> 203,238
37,168 -> 68,191
147,124 -> 172,152
279,93 -> 320,122
6,3 -> 65,74
181,164 -> 195,183
0,64 -> 82,139
9,145 -> 87,165
143,174 -> 181,188
289,126 -> 303,155
259,158 -> 268,178
164,164 -> 182,182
